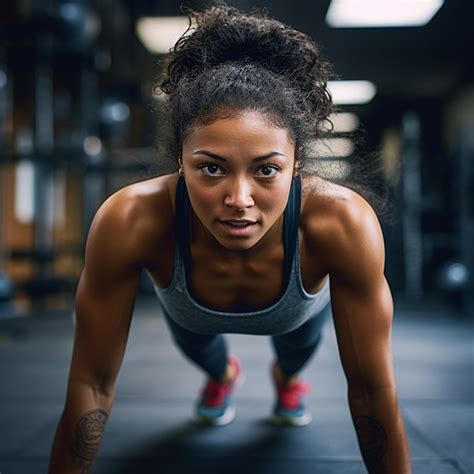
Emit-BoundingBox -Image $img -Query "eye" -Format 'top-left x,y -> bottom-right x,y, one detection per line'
257,165 -> 280,178
198,163 -> 224,176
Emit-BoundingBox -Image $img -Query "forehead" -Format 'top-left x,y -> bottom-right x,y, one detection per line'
183,111 -> 295,152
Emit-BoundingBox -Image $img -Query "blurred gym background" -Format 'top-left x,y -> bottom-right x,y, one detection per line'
1,2 -> 473,473
0,0 -> 472,317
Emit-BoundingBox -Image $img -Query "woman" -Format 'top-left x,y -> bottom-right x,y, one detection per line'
49,4 -> 411,473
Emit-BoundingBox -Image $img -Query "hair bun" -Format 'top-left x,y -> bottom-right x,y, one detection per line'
160,3 -> 332,122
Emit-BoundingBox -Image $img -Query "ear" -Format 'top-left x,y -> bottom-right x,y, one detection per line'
293,160 -> 299,177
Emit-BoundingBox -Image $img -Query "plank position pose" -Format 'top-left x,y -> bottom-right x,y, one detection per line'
49,4 -> 412,473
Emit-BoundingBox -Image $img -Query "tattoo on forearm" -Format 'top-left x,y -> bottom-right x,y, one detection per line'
354,415 -> 388,473
69,409 -> 108,473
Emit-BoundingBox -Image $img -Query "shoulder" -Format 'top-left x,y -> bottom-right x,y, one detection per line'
300,175 -> 385,286
85,173 -> 179,268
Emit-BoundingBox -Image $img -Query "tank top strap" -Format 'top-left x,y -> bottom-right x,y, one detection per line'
175,176 -> 192,271
283,175 -> 302,287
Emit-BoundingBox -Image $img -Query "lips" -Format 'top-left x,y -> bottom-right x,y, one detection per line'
218,219 -> 257,236
221,220 -> 257,226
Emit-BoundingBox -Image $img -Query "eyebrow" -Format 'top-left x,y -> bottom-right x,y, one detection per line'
192,150 -> 286,162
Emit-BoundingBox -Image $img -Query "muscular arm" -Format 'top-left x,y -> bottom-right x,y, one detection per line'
325,197 -> 411,473
48,194 -> 142,473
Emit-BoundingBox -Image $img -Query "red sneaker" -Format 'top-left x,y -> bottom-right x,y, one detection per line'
195,355 -> 243,426
271,363 -> 312,426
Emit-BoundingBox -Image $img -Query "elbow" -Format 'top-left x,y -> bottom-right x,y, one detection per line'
89,370 -> 117,402
93,381 -> 116,401
67,376 -> 116,406
93,370 -> 117,399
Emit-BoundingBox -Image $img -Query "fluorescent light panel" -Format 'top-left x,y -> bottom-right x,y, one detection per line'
328,80 -> 377,105
326,0 -> 444,28
136,17 -> 190,54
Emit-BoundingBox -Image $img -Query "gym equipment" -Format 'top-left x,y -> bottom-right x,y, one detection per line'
454,123 -> 474,314
0,272 -> 13,302
0,1 -> 106,309
0,271 -> 14,318
0,63 -> 11,288
401,112 -> 423,300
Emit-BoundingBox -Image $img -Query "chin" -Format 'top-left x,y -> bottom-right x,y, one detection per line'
214,236 -> 254,250
217,232 -> 267,252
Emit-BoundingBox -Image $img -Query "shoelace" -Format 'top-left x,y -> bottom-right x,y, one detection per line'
277,381 -> 311,410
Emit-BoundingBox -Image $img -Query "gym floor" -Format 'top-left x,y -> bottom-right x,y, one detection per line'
0,296 -> 472,474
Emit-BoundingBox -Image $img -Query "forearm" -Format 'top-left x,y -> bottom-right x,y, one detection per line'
348,385 -> 411,474
49,384 -> 114,474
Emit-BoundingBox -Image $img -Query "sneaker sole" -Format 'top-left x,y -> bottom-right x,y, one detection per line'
195,405 -> 236,426
270,411 -> 312,427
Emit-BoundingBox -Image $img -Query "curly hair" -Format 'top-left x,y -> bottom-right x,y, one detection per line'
155,2 -> 333,161
153,1 -> 393,222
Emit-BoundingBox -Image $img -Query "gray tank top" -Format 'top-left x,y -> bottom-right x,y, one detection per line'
154,177 -> 331,336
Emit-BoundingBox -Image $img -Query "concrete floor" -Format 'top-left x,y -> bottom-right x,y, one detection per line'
0,296 -> 472,473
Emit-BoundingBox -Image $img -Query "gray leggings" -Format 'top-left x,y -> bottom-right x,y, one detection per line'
162,302 -> 332,380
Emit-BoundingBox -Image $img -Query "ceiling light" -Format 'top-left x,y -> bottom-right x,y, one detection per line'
328,80 -> 377,105
320,112 -> 360,133
136,17 -> 191,54
326,0 -> 444,28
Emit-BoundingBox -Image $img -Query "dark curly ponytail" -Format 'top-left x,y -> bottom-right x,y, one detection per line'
155,2 -> 334,166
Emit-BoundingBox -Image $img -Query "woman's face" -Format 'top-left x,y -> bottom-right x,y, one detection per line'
181,110 -> 296,251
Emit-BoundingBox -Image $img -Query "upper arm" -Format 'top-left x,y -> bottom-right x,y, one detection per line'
68,193 -> 143,396
325,196 -> 395,393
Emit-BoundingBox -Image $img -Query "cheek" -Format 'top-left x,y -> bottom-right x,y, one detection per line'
259,193 -> 284,213
254,187 -> 289,217
187,185 -> 219,214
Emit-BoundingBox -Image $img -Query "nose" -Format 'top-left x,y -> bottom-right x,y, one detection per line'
224,177 -> 254,210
